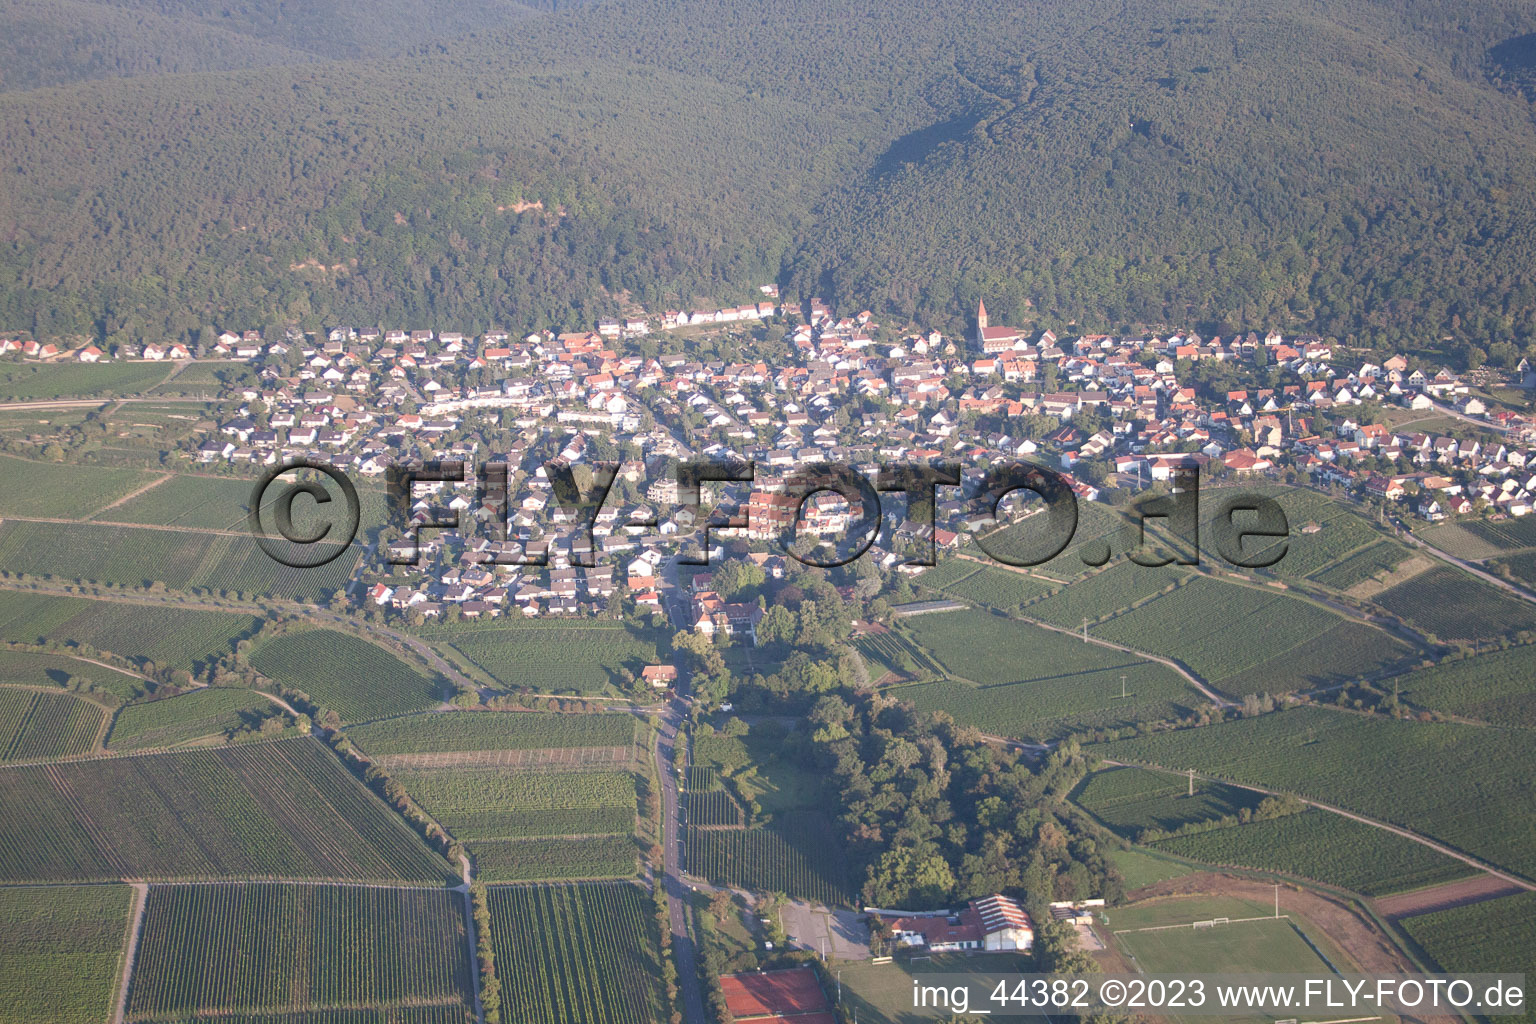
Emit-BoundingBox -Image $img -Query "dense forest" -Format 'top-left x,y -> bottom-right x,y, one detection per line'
5,0 -> 1536,353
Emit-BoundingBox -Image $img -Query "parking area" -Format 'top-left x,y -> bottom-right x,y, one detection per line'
780,901 -> 872,960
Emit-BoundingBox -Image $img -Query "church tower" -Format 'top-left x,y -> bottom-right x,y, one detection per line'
977,298 -> 989,331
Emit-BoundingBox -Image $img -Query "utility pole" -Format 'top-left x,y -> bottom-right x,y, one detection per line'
1082,617 -> 1089,643
1120,674 -> 1127,699
1188,768 -> 1194,797
1274,884 -> 1279,918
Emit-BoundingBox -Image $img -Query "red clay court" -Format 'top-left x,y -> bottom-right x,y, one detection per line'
720,966 -> 832,1020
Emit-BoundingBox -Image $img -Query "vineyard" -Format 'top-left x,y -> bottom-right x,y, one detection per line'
894,671 -> 1194,743
932,564 -> 1057,610
0,649 -> 148,700
1203,486 -> 1389,580
486,882 -> 662,1024
686,788 -> 743,827
685,812 -> 852,906
1397,645 -> 1536,727
1098,706 -> 1536,879
0,688 -> 105,760
1150,810 -> 1476,896
474,835 -> 640,882
249,630 -> 440,722
347,711 -> 637,756
106,687 -> 273,750
417,620 -> 661,693
1071,766 -> 1264,838
108,473 -> 393,535
1231,621 -> 1414,697
0,883 -> 134,1024
1026,561 -> 1191,629
0,360 -> 172,401
1402,892 -> 1536,994
0,590 -> 261,670
126,883 -> 472,1020
0,520 -> 359,602
0,738 -> 457,883
1307,539 -> 1412,591
850,629 -> 940,680
391,766 -> 638,841
140,1009 -> 468,1024
1373,565 -> 1535,641
980,500 -> 1133,580
1489,550 -> 1536,591
1092,577 -> 1403,691
0,455 -> 160,519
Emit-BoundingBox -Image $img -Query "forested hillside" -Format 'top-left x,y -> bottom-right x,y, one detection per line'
4,0 -> 1536,352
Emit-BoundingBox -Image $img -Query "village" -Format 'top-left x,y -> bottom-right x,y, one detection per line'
13,292 -> 1536,639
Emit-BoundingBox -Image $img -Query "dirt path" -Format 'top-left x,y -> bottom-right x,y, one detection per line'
90,473 -> 173,518
1016,610 -> 1234,707
112,881 -> 149,1024
1110,760 -> 1535,892
1373,873 -> 1526,920
1398,527 -> 1536,604
0,512 -> 253,538
458,853 -> 485,1024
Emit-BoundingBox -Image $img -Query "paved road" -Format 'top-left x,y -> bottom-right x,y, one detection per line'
654,697 -> 708,1024
1395,522 -> 1536,605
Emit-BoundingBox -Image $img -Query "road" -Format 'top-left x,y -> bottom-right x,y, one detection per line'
1109,759 -> 1535,893
654,695 -> 708,1024
112,882 -> 149,1024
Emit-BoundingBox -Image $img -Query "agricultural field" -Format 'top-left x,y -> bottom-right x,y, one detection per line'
146,359 -> 258,395
0,687 -> 106,760
108,472 -> 393,535
1072,766 -> 1265,839
0,361 -> 171,400
249,630 -> 441,722
1307,539 -> 1413,591
1092,577 -> 1406,693
1401,891 -> 1536,1018
1219,487 -> 1393,580
0,520 -> 360,602
416,620 -> 661,693
981,500 -> 1134,580
0,737 -> 457,883
1097,705 -> 1536,879
1150,810 -> 1476,897
126,883 -> 471,1020
0,590 -> 261,671
1110,895 -> 1342,979
392,767 -> 638,843
894,676 -> 1195,743
851,628 -> 941,680
474,835 -> 640,883
1395,645 -> 1536,727
685,811 -> 852,906
1489,549 -> 1536,591
1234,620 -> 1416,697
105,687 -> 274,751
486,882 -> 663,1024
907,607 -> 1169,687
928,563 -> 1058,610
347,711 -> 637,757
0,455 -> 161,519
687,787 -> 744,827
1026,560 -> 1192,629
0,883 -> 134,1024
913,558 -> 988,591
1372,565 -> 1535,642
0,649 -> 148,700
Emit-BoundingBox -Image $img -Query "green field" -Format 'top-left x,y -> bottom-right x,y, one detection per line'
1402,891 -> 1536,1024
0,520 -> 360,602
1308,539 -> 1412,591
1108,848 -> 1195,889
1372,565 -> 1535,642
485,882 -> 663,1024
837,954 -> 1030,1024
1027,560 -> 1192,628
1073,766 -> 1265,839
0,361 -> 171,400
1092,577 -> 1408,694
685,811 -> 852,906
896,608 -> 1198,739
1395,645 -> 1536,727
927,562 -> 1059,610
0,649 -> 148,700
0,883 -> 134,1024
0,737 -> 456,883
980,500 -> 1136,580
346,711 -> 637,756
1150,810 -> 1476,896
1214,487 -> 1396,581
126,883 -> 471,1020
0,590 -> 261,671
1098,706 -> 1536,879
474,835 -> 641,883
107,473 -> 393,535
249,630 -> 441,722
851,629 -> 941,680
106,687 -> 274,750
0,687 -> 106,760
0,456 -> 161,519
417,620 -> 661,693
393,767 -> 637,842
1112,899 -> 1338,980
